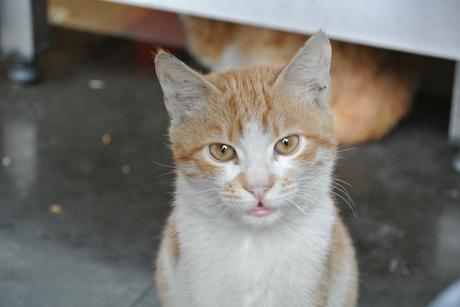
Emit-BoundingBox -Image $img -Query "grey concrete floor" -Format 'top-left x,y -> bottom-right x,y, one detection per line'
1,29 -> 459,307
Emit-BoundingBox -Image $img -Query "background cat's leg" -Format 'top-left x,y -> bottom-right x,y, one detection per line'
449,61 -> 460,172
0,0 -> 49,84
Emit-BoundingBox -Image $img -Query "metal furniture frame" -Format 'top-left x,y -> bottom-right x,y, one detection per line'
0,0 -> 48,84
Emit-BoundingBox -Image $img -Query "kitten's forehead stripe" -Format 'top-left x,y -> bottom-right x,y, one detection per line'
225,96 -> 244,142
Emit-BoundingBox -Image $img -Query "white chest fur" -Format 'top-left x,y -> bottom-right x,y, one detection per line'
172,201 -> 335,307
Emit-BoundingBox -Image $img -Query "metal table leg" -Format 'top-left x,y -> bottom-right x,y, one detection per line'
449,61 -> 460,172
0,0 -> 49,84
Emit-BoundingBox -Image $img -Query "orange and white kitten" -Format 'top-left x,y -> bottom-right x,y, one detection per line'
155,34 -> 358,307
183,16 -> 421,145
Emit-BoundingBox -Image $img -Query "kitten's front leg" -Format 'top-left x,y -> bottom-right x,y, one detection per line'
155,210 -> 180,307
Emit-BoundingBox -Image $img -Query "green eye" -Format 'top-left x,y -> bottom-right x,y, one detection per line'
209,143 -> 236,162
274,135 -> 300,155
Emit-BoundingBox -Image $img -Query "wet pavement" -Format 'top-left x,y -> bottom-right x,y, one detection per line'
0,29 -> 459,307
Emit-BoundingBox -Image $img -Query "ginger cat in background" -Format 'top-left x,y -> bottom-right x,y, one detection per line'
183,16 -> 421,145
155,34 -> 358,307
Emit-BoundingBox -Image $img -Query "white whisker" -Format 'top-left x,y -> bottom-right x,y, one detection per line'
333,177 -> 352,187
217,207 -> 231,218
156,170 -> 177,178
329,190 -> 358,218
287,199 -> 307,216
150,159 -> 176,169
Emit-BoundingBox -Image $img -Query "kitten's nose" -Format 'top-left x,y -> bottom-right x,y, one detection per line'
249,187 -> 268,201
243,183 -> 274,201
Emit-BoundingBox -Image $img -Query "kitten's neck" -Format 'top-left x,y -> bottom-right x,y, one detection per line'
173,195 -> 336,270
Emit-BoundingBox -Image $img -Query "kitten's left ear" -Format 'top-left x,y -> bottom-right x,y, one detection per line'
274,33 -> 332,112
155,52 -> 220,128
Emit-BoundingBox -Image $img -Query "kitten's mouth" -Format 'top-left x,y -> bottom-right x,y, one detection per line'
249,202 -> 273,217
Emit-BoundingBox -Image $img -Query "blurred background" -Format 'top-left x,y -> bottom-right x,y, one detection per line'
0,1 -> 459,306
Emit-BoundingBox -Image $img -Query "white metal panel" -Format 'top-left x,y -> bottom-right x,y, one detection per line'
104,0 -> 460,60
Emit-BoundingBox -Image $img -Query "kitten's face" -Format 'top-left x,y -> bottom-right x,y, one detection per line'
156,34 -> 334,226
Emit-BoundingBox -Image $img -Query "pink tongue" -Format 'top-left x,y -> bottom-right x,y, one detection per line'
250,206 -> 272,217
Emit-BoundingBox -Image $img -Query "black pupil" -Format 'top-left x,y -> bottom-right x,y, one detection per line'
282,138 -> 289,146
220,145 -> 227,153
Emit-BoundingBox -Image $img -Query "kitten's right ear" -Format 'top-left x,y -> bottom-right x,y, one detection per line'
273,33 -> 332,113
155,52 -> 219,127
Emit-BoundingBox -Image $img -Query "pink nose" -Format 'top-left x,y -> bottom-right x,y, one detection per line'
243,184 -> 273,201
